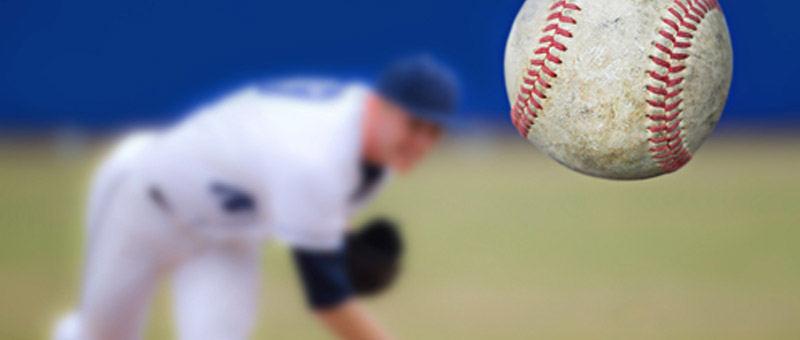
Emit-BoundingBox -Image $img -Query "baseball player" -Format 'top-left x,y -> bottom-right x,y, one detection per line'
52,56 -> 458,340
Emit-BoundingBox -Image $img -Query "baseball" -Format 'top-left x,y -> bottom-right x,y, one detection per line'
505,0 -> 733,179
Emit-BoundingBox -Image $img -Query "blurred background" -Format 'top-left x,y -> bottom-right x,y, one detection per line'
1,0 -> 799,339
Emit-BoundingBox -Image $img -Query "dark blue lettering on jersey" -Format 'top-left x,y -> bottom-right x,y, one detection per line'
257,79 -> 345,101
210,182 -> 257,215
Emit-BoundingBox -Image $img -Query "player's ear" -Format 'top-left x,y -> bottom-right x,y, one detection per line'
365,93 -> 386,116
361,94 -> 389,165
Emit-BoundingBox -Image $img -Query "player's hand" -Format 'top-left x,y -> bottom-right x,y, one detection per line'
346,217 -> 404,296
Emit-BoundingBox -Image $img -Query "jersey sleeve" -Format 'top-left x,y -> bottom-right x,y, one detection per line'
292,247 -> 353,309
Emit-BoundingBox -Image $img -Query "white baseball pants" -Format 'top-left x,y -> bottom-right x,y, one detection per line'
53,133 -> 264,340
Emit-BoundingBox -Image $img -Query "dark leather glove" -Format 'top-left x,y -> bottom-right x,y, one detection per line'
345,217 -> 404,296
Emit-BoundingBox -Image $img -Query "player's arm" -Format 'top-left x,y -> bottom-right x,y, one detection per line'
316,300 -> 393,340
292,248 -> 394,340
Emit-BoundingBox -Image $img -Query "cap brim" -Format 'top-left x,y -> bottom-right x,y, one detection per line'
405,106 -> 454,127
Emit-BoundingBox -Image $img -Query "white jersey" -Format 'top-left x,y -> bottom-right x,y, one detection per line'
134,80 -> 388,250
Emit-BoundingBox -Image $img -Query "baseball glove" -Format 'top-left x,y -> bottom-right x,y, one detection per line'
346,217 -> 404,296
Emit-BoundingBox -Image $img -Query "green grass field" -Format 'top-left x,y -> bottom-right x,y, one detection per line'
1,134 -> 799,339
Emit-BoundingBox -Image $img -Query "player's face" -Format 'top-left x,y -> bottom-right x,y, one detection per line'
382,103 -> 443,174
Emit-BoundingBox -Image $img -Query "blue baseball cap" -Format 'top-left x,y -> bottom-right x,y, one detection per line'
376,55 -> 459,127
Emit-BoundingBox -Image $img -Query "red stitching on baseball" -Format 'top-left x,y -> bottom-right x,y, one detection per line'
646,0 -> 720,173
511,0 -> 581,137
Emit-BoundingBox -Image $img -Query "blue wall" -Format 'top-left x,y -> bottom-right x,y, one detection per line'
0,0 -> 796,128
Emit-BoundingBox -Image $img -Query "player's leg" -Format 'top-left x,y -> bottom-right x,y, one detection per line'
54,188 -> 170,339
171,242 -> 263,340
76,174 -> 177,340
53,133 -> 174,340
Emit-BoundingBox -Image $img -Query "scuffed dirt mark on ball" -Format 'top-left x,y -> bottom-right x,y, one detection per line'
602,17 -> 621,28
